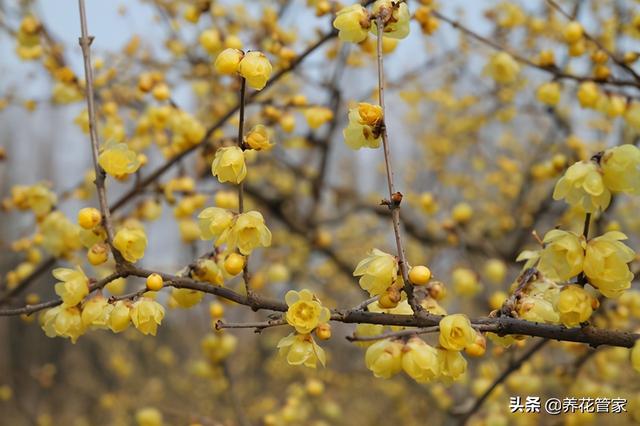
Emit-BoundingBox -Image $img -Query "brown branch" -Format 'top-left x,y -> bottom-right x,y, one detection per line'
432,10 -> 640,89
1,263 -> 639,349
546,0 -> 640,82
375,14 -> 418,313
455,339 -> 550,424
77,0 -> 117,252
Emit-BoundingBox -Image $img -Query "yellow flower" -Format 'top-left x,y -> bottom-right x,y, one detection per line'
130,298 -> 165,336
601,144 -> 640,195
201,332 -> 238,362
170,288 -> 204,308
555,285 -> 595,327
452,267 -> 482,297
98,142 -> 141,177
197,207 -> 234,243
371,0 -> 411,39
224,211 -> 272,255
108,301 -> 131,333
584,231 -> 635,298
437,348 -> 467,382
365,339 -> 404,378
53,267 -> 89,307
536,82 -> 561,106
577,82 -> 600,108
485,52 -> 520,84
199,28 -> 221,55
211,146 -> 247,184
41,305 -> 86,343
135,407 -> 163,426
517,295 -> 560,323
343,103 -> 383,150
484,259 -> 506,284
402,337 -> 440,383
537,230 -> 585,281
333,4 -> 370,43
631,340 -> 640,373
277,333 -> 326,368
39,211 -> 82,257
244,124 -> 273,151
214,48 -> 244,74
553,161 -> 611,213
285,289 -> 331,334
353,248 -> 399,297
238,51 -> 272,90
304,106 -> 334,129
438,314 -> 477,351
81,296 -> 112,329
113,227 -> 148,263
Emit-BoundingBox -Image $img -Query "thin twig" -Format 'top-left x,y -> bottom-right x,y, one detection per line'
374,14 -> 418,313
456,339 -> 550,424
77,0 -> 118,253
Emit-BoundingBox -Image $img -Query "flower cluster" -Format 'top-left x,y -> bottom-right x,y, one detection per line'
214,49 -> 272,90
553,145 -> 640,213
198,208 -> 272,255
277,289 -> 331,369
333,0 -> 411,43
41,268 -> 165,342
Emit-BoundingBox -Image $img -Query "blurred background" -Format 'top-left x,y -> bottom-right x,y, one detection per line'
2,0 -> 640,425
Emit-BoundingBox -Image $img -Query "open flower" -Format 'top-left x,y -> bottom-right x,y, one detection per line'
98,141 -> 140,177
553,161 -> 611,213
108,301 -> 131,333
41,305 -> 86,343
197,207 -> 233,243
211,146 -> 247,184
537,230 -> 585,281
277,333 -> 326,368
437,348 -> 467,382
402,337 -> 440,383
601,144 -> 640,195
370,0 -> 411,39
81,296 -> 112,329
584,231 -> 635,298
555,285 -> 595,327
224,211 -> 272,255
53,267 -> 89,307
365,339 -> 404,378
130,298 -> 165,336
353,248 -> 399,297
113,227 -> 148,263
333,4 -> 370,43
244,124 -> 273,151
343,103 -> 383,150
438,314 -> 477,351
285,289 -> 330,334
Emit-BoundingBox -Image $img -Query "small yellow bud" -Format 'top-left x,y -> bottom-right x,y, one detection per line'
152,83 -> 170,101
209,302 -> 224,318
409,265 -> 431,286
214,48 -> 244,75
316,323 -> 332,340
244,124 -> 273,150
464,334 -> 487,357
224,253 -> 245,276
451,202 -> 473,224
77,207 -> 102,229
146,273 -> 164,291
563,21 -> 583,43
87,242 -> 109,265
